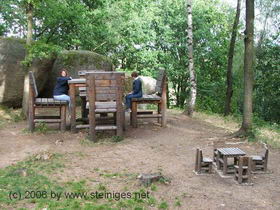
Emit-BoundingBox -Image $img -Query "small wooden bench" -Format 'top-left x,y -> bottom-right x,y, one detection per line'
131,69 -> 167,128
195,148 -> 213,174
28,71 -> 67,131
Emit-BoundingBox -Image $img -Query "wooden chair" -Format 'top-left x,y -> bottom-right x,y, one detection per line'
234,156 -> 252,184
131,68 -> 167,128
213,141 -> 225,163
28,71 -> 67,132
86,72 -> 125,141
195,148 -> 213,174
251,145 -> 269,172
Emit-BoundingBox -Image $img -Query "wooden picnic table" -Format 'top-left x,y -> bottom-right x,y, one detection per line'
68,72 -> 125,133
216,147 -> 246,175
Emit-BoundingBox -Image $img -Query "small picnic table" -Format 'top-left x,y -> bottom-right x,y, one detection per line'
216,147 -> 246,175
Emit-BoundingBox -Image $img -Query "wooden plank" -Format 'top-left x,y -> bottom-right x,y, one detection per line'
95,108 -> 117,113
34,119 -> 61,123
35,116 -> 60,119
137,114 -> 162,118
96,125 -> 117,130
96,93 -> 117,101
68,78 -> 86,84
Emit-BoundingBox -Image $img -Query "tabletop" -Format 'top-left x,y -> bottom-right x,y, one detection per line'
217,148 -> 246,156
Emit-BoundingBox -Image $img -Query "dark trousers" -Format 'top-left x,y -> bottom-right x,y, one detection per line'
125,93 -> 142,108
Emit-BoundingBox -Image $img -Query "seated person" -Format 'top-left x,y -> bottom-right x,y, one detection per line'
53,69 -> 72,110
125,71 -> 142,111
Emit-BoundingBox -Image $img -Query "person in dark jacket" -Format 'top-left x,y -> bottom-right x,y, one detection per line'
125,71 -> 142,111
53,69 -> 72,106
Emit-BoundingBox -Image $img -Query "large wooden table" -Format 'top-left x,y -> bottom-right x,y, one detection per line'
68,78 -> 86,133
217,147 -> 246,175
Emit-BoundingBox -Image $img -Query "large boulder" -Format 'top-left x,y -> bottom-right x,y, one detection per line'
41,50 -> 114,97
0,37 -> 26,107
0,37 -> 55,107
139,76 -> 157,95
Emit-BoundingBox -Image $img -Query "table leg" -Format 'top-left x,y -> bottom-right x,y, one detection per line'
223,156 -> 228,175
217,151 -> 221,170
69,84 -> 77,133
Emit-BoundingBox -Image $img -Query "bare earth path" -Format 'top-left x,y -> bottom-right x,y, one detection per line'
0,110 -> 279,209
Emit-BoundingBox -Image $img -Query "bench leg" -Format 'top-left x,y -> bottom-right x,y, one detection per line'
131,101 -> 137,128
157,103 -> 161,123
29,106 -> 35,132
60,105 -> 66,131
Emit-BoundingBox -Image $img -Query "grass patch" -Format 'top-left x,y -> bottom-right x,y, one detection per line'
0,152 -> 160,209
194,110 -> 280,148
0,105 -> 24,128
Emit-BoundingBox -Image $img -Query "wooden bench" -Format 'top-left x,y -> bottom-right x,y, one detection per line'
131,68 -> 167,128
86,72 -> 125,141
195,148 -> 213,174
28,71 -> 67,132
251,144 -> 269,172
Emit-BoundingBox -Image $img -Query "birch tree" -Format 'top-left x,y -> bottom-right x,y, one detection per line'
185,0 -> 196,117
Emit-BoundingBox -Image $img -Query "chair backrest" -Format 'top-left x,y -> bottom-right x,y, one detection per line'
155,68 -> 166,96
199,149 -> 203,162
239,156 -> 250,167
86,72 -> 124,102
29,71 -> 38,98
263,148 -> 269,160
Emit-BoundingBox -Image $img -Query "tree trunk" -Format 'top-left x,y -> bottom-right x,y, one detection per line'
22,3 -> 33,117
237,0 -> 255,136
224,0 -> 241,116
184,0 -> 196,117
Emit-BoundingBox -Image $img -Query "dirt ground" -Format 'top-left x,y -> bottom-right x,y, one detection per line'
0,110 -> 280,209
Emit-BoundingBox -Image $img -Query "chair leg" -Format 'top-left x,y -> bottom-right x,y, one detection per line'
208,163 -> 212,174
195,149 -> 199,172
60,106 -> 66,131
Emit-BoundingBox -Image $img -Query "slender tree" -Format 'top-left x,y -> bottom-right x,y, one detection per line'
22,1 -> 35,117
236,0 -> 255,136
224,0 -> 241,116
185,0 -> 196,117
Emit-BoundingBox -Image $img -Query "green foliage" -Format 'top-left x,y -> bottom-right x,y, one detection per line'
1,0 -> 279,126
22,41 -> 61,67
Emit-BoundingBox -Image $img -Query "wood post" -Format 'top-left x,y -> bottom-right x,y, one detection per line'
116,75 -> 123,137
131,101 -> 137,128
28,85 -> 35,132
195,148 -> 199,172
161,77 -> 167,127
87,75 -> 96,142
69,83 -> 76,133
60,105 -> 66,131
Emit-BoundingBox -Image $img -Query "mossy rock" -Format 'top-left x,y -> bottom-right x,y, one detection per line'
42,50 -> 114,97
0,37 -> 26,107
0,37 -> 54,107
